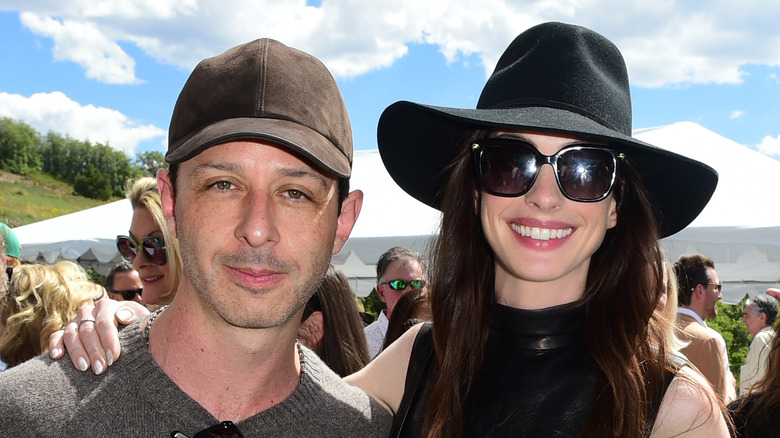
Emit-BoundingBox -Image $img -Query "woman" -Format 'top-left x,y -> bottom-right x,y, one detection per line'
298,264 -> 371,376
351,22 -> 726,437
0,261 -> 99,368
120,177 -> 181,306
728,292 -> 780,437
51,22 -> 728,436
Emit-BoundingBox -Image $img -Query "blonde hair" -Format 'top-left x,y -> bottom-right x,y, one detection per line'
658,259 -> 687,353
0,262 -> 97,367
126,177 -> 181,304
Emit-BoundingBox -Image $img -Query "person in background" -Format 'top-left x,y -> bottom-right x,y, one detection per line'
364,247 -> 425,358
657,257 -> 686,353
298,264 -> 370,376
381,287 -> 430,352
105,261 -> 144,305
728,305 -> 780,437
674,253 -> 736,402
0,222 -> 21,281
118,177 -> 181,307
0,261 -> 98,369
738,293 -> 777,395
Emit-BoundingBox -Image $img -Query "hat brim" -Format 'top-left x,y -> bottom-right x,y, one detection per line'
166,117 -> 352,178
377,101 -> 717,238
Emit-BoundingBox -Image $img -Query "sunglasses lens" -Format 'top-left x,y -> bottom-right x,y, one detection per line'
388,280 -> 407,290
480,143 -> 537,196
142,238 -> 167,265
116,237 -> 138,262
556,149 -> 615,201
410,280 -> 423,289
120,289 -> 142,300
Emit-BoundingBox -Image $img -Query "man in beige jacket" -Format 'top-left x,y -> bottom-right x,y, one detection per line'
674,254 -> 736,402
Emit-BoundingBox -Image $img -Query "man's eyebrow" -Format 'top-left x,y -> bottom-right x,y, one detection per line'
190,162 -> 243,176
277,167 -> 330,191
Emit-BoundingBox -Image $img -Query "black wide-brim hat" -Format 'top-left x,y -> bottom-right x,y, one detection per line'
378,22 -> 717,238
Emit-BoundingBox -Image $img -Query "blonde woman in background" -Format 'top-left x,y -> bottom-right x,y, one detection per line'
0,261 -> 100,368
118,177 -> 181,306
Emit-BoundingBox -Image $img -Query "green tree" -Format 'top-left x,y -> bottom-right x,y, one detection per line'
73,164 -> 112,200
135,151 -> 167,177
0,118 -> 42,175
709,297 -> 751,381
358,288 -> 385,319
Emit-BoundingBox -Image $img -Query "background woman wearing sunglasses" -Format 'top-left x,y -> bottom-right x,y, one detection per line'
348,22 -> 728,437
48,22 -> 729,437
119,177 -> 182,307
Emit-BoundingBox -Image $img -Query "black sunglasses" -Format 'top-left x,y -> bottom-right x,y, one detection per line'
380,279 -> 425,291
111,288 -> 143,300
171,421 -> 243,438
472,138 -> 622,202
116,235 -> 167,266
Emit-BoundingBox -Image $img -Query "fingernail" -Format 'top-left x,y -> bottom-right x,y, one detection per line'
106,349 -> 114,366
117,309 -> 132,322
77,357 -> 89,372
93,360 -> 104,375
51,348 -> 62,358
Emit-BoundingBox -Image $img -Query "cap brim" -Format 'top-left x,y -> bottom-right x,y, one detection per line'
166,117 -> 352,178
377,101 -> 717,237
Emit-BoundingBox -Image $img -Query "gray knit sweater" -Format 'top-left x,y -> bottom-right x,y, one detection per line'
0,320 -> 392,437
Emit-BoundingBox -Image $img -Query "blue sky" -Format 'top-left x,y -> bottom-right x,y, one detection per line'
1,1 -> 779,162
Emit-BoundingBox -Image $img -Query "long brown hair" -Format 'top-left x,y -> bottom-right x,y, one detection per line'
304,265 -> 370,376
421,133 -> 694,437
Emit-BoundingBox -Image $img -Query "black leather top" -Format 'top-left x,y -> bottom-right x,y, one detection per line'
394,301 -> 597,437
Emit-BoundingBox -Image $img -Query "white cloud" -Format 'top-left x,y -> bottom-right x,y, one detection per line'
20,12 -> 140,84
0,91 -> 166,156
5,0 -> 780,86
730,110 -> 746,119
757,135 -> 780,158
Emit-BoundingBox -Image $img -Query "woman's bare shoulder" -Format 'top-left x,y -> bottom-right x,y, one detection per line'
651,366 -> 729,437
344,323 -> 425,414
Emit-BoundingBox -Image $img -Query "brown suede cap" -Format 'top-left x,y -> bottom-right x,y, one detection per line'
166,38 -> 352,177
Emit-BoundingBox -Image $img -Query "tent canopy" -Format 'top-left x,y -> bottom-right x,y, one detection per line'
14,122 -> 780,301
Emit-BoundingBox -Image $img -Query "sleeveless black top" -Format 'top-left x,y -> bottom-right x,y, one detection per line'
392,302 -> 597,437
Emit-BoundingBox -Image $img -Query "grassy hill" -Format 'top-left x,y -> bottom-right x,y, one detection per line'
0,170 -> 117,228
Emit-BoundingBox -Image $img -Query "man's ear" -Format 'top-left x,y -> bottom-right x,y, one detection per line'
157,169 -> 178,239
332,189 -> 363,255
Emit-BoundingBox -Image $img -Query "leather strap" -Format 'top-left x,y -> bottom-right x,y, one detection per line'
389,322 -> 434,438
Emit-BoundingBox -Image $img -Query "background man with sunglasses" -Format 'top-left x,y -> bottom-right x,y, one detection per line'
104,261 -> 145,305
365,246 -> 425,358
674,253 -> 736,402
0,38 -> 391,437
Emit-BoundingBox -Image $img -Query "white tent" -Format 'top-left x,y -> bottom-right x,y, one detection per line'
637,122 -> 780,303
13,122 -> 780,300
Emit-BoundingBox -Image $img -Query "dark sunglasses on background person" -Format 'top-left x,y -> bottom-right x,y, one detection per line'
116,235 -> 167,266
380,279 -> 425,291
110,288 -> 143,300
171,421 -> 243,438
472,138 -> 622,202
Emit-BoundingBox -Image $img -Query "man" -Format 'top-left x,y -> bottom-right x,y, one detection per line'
104,261 -> 144,304
739,293 -> 778,395
674,253 -> 735,402
0,38 -> 391,437
364,246 -> 425,358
